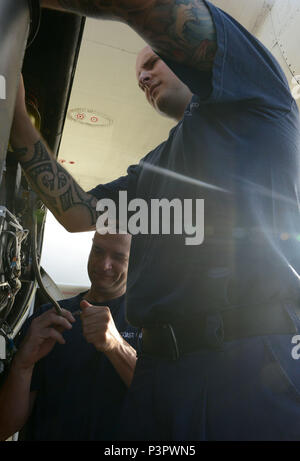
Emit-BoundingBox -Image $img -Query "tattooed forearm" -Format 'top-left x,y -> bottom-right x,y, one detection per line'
53,0 -> 216,71
59,180 -> 98,225
16,140 -> 98,230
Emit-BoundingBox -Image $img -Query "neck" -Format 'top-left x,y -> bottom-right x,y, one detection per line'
84,285 -> 125,304
173,94 -> 193,122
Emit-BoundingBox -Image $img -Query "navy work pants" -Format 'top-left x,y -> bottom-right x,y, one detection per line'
118,302 -> 300,441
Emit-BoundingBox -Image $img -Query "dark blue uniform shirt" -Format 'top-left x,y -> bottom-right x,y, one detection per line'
90,1 -> 300,327
17,293 -> 138,441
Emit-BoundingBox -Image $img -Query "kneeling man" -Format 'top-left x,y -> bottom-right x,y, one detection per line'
0,232 -> 137,441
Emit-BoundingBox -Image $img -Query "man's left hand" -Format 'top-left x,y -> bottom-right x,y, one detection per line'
80,300 -> 122,352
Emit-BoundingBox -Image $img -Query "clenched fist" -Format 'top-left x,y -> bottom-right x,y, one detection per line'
80,300 -> 122,353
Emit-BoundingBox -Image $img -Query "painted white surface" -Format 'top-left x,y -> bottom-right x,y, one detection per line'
41,211 -> 93,287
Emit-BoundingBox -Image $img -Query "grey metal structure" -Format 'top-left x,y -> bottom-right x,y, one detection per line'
0,0 -> 30,181
0,2 -> 84,377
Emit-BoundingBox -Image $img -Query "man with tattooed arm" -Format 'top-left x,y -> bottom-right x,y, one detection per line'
10,0 -> 300,441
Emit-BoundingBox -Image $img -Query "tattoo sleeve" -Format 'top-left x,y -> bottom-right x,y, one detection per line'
16,140 -> 98,230
55,0 -> 216,71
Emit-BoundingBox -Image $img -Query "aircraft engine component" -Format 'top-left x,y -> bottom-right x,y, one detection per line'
0,207 -> 28,321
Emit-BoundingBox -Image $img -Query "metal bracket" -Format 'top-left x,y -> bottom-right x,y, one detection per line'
0,335 -> 6,360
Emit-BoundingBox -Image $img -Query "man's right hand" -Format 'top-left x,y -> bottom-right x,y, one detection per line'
13,308 -> 75,372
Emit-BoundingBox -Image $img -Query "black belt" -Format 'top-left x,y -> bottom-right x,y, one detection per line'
141,302 -> 299,360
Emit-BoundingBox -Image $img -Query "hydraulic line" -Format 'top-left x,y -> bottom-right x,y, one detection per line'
27,0 -> 41,48
30,207 -> 63,316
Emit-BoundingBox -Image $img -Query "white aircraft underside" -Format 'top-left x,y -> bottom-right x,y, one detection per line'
213,0 -> 300,95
